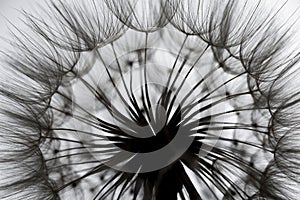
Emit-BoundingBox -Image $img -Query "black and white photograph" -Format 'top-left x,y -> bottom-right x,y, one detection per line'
1,0 -> 300,199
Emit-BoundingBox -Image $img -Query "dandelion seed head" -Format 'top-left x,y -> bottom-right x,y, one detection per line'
1,0 -> 300,199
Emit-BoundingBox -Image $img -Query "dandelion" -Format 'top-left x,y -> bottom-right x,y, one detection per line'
1,0 -> 300,199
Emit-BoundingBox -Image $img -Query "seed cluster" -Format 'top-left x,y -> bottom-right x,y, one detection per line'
0,0 -> 300,199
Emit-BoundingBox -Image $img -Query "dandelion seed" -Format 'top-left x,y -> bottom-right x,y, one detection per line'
1,0 -> 300,199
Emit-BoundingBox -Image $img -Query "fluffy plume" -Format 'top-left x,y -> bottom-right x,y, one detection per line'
0,0 -> 300,199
